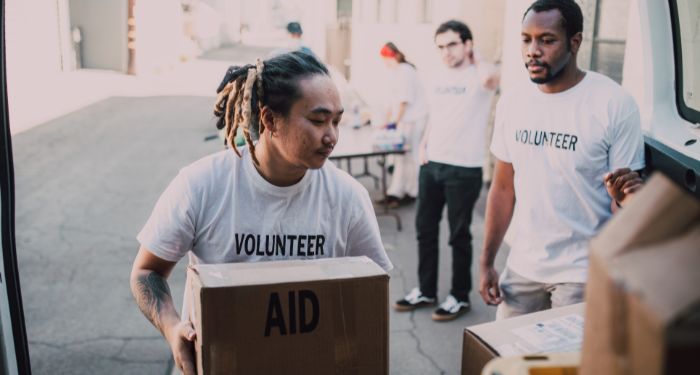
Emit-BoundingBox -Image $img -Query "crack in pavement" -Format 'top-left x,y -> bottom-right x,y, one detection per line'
394,266 -> 447,374
30,336 -> 167,365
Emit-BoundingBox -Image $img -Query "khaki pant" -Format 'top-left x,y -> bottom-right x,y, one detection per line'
496,266 -> 585,320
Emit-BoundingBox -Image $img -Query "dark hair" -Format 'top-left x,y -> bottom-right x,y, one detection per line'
382,42 -> 415,68
213,51 -> 329,164
523,0 -> 583,40
287,22 -> 303,35
434,20 -> 473,43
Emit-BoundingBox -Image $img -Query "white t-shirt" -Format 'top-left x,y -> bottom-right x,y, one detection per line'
137,147 -> 393,272
390,63 -> 428,124
490,71 -> 645,283
426,64 -> 496,167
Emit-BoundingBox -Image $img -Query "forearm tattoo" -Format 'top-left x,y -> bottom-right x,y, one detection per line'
134,272 -> 173,333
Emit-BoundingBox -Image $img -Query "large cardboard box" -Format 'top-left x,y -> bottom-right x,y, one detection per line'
461,303 -> 585,375
581,174 -> 700,375
187,256 -> 389,374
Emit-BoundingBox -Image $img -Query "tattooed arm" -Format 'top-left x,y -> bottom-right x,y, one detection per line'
130,246 -> 196,375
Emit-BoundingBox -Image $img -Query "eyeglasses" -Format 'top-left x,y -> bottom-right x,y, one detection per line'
436,41 -> 462,50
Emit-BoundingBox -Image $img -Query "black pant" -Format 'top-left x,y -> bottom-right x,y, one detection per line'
416,162 -> 482,302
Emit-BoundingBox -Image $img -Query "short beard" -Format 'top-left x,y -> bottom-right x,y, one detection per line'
528,55 -> 569,84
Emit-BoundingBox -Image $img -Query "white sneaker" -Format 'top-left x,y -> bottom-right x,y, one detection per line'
393,287 -> 436,311
431,295 -> 470,321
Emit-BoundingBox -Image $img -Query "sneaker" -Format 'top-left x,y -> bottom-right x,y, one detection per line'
431,295 -> 470,321
393,288 -> 436,312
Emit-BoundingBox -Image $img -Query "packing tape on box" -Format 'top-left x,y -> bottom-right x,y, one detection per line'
332,282 -> 360,373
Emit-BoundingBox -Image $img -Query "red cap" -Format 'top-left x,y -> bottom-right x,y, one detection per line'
380,44 -> 397,58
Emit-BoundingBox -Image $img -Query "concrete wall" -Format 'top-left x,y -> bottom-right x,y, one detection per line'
133,0 -> 187,74
6,0 -> 64,79
6,0 -> 67,132
457,0 -> 506,62
69,0 -> 128,72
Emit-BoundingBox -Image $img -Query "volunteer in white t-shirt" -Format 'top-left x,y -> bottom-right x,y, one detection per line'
479,0 -> 644,319
379,42 -> 428,206
130,52 -> 393,375
393,20 -> 499,322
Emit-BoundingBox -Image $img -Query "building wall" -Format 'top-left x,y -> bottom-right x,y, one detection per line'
6,0 -> 67,133
6,0 -> 64,81
132,0 -> 187,74
69,0 -> 129,72
457,0 -> 506,62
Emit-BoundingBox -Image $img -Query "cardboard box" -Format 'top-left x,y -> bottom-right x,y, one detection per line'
187,256 -> 389,375
461,303 -> 585,375
481,352 -> 580,375
581,173 -> 700,375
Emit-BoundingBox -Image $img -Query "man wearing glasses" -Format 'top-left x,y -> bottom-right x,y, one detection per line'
393,20 -> 499,321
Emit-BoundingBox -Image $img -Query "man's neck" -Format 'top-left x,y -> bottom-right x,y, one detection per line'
538,65 -> 585,94
253,141 -> 306,187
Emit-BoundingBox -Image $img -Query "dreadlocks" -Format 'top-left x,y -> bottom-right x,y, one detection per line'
213,51 -> 329,165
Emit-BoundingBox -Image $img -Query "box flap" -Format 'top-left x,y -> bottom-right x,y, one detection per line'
589,173 -> 700,262
191,256 -> 387,287
462,330 -> 499,375
612,225 -> 700,323
466,303 -> 585,356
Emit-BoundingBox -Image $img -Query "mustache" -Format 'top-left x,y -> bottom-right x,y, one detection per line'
526,60 -> 548,68
318,145 -> 334,154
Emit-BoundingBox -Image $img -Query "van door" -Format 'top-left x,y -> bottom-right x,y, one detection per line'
624,0 -> 700,197
0,0 -> 33,372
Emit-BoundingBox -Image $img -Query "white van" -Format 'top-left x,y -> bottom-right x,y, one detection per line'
0,0 -> 698,373
624,0 -> 699,198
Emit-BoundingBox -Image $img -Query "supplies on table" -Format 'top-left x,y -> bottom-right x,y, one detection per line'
372,128 -> 405,151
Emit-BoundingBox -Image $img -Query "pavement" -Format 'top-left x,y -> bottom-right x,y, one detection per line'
10,44 -> 507,374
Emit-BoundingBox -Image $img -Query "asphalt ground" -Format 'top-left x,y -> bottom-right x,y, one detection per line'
10,45 -> 508,374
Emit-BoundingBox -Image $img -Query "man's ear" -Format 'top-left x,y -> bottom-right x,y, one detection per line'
260,106 -> 278,134
464,40 -> 475,63
465,40 -> 474,55
570,31 -> 583,54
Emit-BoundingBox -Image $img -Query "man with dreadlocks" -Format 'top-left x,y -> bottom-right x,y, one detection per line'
130,51 -> 392,375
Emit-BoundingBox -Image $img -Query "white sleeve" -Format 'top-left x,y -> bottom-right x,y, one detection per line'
136,171 -> 196,262
608,98 -> 645,171
346,188 -> 394,272
489,95 -> 511,162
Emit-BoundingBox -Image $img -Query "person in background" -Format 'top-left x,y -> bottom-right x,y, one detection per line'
378,42 -> 428,208
130,51 -> 392,375
479,0 -> 644,319
286,21 -> 314,56
393,20 -> 499,321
